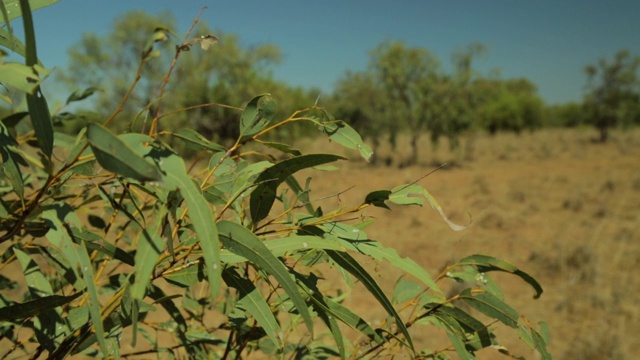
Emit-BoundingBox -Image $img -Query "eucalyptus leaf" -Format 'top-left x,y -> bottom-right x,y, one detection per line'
87,123 -> 161,182
250,154 -> 345,224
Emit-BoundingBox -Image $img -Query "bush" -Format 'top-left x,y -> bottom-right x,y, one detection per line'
0,3 -> 550,359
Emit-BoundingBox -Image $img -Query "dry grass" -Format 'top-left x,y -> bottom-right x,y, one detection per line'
296,127 -> 640,359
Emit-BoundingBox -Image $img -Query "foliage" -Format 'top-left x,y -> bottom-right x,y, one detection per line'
583,49 -> 640,142
331,42 -> 548,166
56,11 -> 316,144
0,2 -> 550,359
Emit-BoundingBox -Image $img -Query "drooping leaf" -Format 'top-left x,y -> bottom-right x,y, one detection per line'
325,250 -> 414,351
0,27 -> 25,56
459,289 -> 519,328
217,220 -> 314,336
0,62 -> 46,92
456,255 -> 543,299
317,120 -> 373,161
156,148 -> 221,300
14,248 -> 53,296
240,94 -> 277,137
364,190 -> 392,210
250,154 -> 345,224
130,207 -> 166,300
389,184 -> 468,231
20,0 -> 53,161
172,128 -> 226,152
336,238 -> 444,296
162,261 -> 203,288
262,141 -> 302,156
0,121 -> 25,199
65,87 -> 99,105
71,227 -> 134,266
1,0 -> 59,23
86,123 -> 162,182
297,272 -> 385,357
222,267 -> 282,347
76,240 -> 108,356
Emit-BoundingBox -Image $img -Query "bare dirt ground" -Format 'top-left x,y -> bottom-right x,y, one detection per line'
297,127 -> 640,359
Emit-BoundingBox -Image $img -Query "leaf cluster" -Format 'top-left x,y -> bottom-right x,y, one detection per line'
1,2 -> 550,359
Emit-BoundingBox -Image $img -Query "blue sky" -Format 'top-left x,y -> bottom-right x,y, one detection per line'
19,0 -> 640,105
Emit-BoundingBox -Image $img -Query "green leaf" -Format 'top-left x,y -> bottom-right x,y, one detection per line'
297,273 -> 385,356
0,27 -> 26,57
86,123 -> 161,182
217,220 -> 314,336
459,289 -> 519,328
71,227 -> 134,266
447,332 -> 476,360
157,149 -> 221,300
388,184 -> 468,231
20,0 -> 53,161
14,248 -> 53,295
171,128 -> 226,152
0,62 -> 46,92
325,250 -> 414,351
262,141 -> 302,156
130,206 -> 166,300
456,255 -> 543,299
222,268 -> 282,347
336,239 -> 443,296
1,0 -> 59,23
0,121 -> 25,199
365,190 -> 392,209
77,240 -> 108,356
250,154 -> 345,224
66,87 -> 99,105
163,262 -> 203,287
240,94 -> 277,137
317,120 -> 373,161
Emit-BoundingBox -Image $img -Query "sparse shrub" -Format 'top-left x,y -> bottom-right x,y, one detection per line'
0,3 -> 550,359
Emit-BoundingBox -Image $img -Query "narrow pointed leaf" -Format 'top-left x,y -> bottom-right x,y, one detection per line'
240,94 -> 277,137
459,289 -> 519,328
222,268 -> 282,347
250,154 -> 345,224
336,239 -> 443,296
0,293 -> 81,321
66,87 -> 99,104
325,250 -> 414,351
388,184 -> 468,231
1,0 -> 59,23
77,240 -> 108,356
14,248 -> 53,295
0,62 -> 45,92
87,123 -> 161,181
172,128 -> 226,152
158,151 -> 221,299
0,121 -> 24,198
457,255 -> 543,299
20,0 -> 53,160
217,220 -> 314,336
130,207 -> 166,300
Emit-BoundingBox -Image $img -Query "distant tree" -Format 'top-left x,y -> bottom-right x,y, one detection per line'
331,71 -> 390,164
476,78 -> 544,135
583,49 -> 640,142
57,11 -> 309,141
544,102 -> 586,128
368,41 -> 441,166
57,11 -> 176,129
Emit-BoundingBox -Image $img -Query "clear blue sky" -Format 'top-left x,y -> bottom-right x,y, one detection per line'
21,0 -> 640,105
